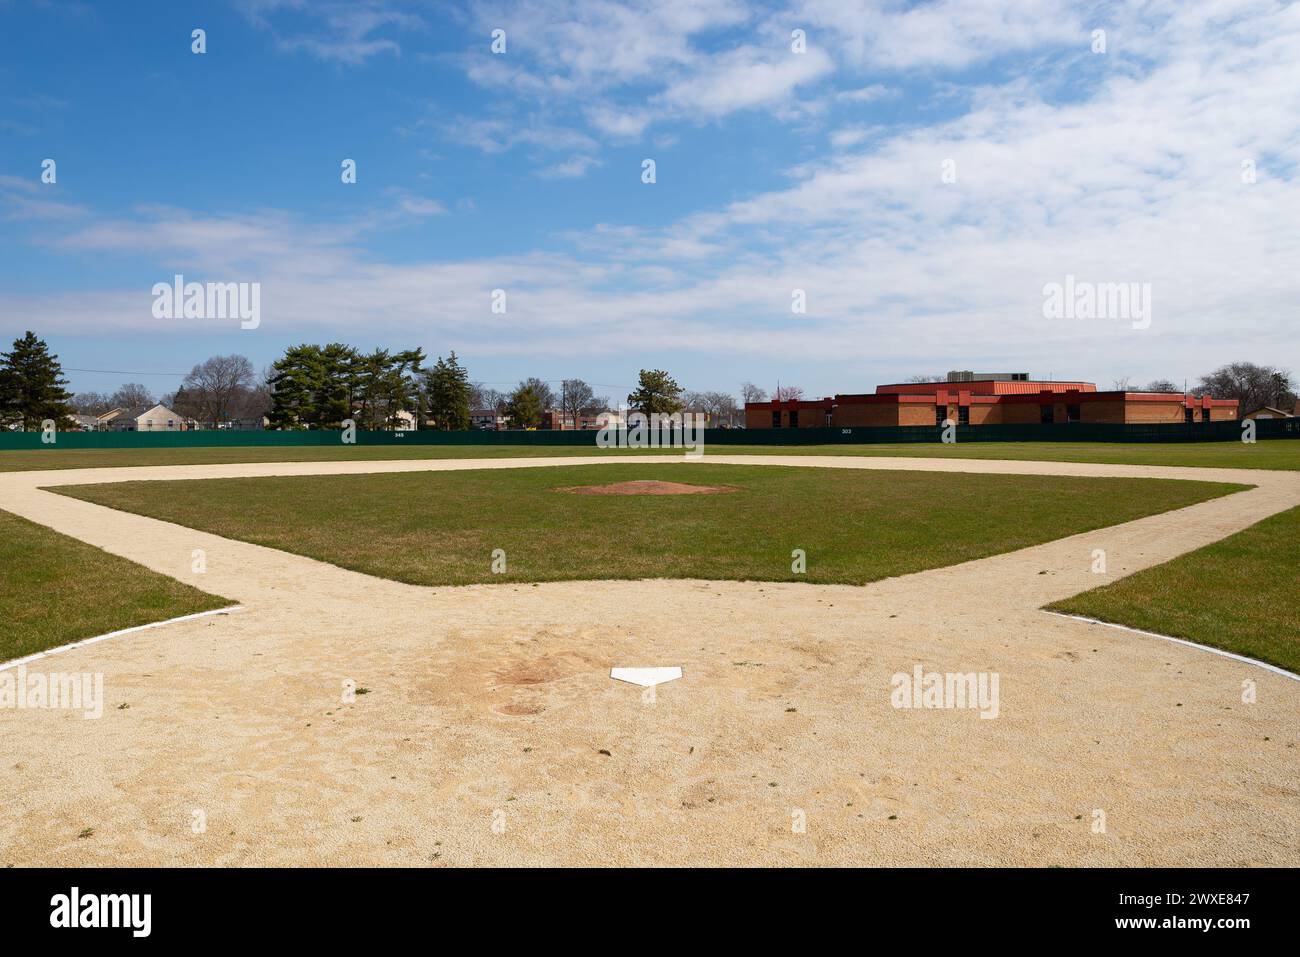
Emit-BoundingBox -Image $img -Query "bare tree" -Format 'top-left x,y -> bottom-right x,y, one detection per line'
680,390 -> 706,413
182,354 -> 256,428
1145,379 -> 1180,393
71,391 -> 112,415
560,378 -> 596,428
470,383 -> 506,412
1196,362 -> 1295,412
701,390 -> 738,427
905,374 -> 945,383
740,382 -> 767,404
1112,376 -> 1133,391
773,385 -> 804,402
108,383 -> 155,410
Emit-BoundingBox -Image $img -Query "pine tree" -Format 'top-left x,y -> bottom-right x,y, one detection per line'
267,343 -> 359,429
425,352 -> 471,430
626,369 -> 683,415
0,331 -> 74,431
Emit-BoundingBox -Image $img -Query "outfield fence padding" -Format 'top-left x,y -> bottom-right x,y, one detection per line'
0,417 -> 1297,450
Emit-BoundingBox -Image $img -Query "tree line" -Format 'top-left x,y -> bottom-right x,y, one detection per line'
8,329 -> 1292,432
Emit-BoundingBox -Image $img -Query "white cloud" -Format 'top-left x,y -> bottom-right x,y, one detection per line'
837,84 -> 893,103
7,0 -> 1300,387
0,175 -> 88,221
538,155 -> 603,179
656,45 -> 834,117
236,0 -> 422,63
795,0 -> 1087,70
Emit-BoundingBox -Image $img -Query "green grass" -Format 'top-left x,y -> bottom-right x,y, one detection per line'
0,444 -> 640,472
54,464 -> 1245,588
0,510 -> 231,662
1,439 -> 1297,472
722,440 -> 1300,471
1048,505 -> 1300,674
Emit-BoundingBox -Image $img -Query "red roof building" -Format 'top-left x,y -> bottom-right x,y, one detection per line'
746,374 -> 1239,428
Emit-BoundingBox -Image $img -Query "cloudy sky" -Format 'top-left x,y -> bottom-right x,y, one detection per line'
1,0 -> 1297,400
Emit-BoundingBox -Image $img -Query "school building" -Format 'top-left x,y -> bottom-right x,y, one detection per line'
746,372 -> 1240,429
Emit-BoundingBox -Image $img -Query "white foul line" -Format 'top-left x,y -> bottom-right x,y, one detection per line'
0,606 -> 242,673
1044,611 -> 1299,682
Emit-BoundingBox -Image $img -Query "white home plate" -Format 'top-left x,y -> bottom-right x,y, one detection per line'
610,667 -> 683,687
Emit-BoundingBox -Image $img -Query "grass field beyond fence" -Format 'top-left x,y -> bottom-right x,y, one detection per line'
54,464 -> 1245,588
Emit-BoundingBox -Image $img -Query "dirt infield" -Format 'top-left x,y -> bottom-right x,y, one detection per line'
558,479 -> 738,495
1,453 -> 1297,866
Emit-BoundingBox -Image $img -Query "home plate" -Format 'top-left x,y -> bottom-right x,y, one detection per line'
610,667 -> 683,687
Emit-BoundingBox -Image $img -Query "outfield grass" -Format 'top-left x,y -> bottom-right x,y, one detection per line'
0,444 -> 638,472
1048,505 -> 1300,674
1,439 -> 1297,472
0,510 -> 231,662
726,440 -> 1300,471
55,464 -> 1245,588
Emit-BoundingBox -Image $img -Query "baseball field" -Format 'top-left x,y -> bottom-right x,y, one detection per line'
1,443 -> 1297,866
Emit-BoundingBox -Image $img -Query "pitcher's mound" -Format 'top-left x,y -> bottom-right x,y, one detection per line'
559,480 -> 737,496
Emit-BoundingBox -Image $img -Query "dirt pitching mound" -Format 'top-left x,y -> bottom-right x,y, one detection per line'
558,479 -> 738,496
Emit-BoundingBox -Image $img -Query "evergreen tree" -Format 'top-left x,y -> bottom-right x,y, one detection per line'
267,343 -> 359,429
268,343 -> 424,429
506,383 -> 544,429
425,352 -> 471,430
626,369 -> 683,415
0,331 -> 74,431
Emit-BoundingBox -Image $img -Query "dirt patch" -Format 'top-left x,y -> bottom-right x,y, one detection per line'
558,479 -> 738,496
493,702 -> 546,716
495,655 -> 572,685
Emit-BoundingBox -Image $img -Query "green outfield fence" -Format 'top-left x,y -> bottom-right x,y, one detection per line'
1,417 -> 1297,450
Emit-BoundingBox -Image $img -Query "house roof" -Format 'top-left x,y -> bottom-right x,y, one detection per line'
118,404 -> 180,421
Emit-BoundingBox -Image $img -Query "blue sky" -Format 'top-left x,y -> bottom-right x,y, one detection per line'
1,0 -> 1298,402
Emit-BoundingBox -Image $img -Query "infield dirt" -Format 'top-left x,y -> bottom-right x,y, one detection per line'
1,454 -> 1296,866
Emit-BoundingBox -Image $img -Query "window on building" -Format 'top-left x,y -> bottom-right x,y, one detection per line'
1067,405 -> 1081,423
958,406 -> 970,425
1184,408 -> 1194,424
1201,408 -> 1210,422
789,410 -> 799,427
824,410 -> 833,426
1040,405 -> 1054,424
772,411 -> 781,428
935,406 -> 947,426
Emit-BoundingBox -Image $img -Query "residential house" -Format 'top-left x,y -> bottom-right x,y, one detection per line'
106,403 -> 185,432
1243,405 -> 1296,420
470,408 -> 507,430
65,413 -> 101,431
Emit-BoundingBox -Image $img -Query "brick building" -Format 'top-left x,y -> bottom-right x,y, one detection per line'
746,373 -> 1239,429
